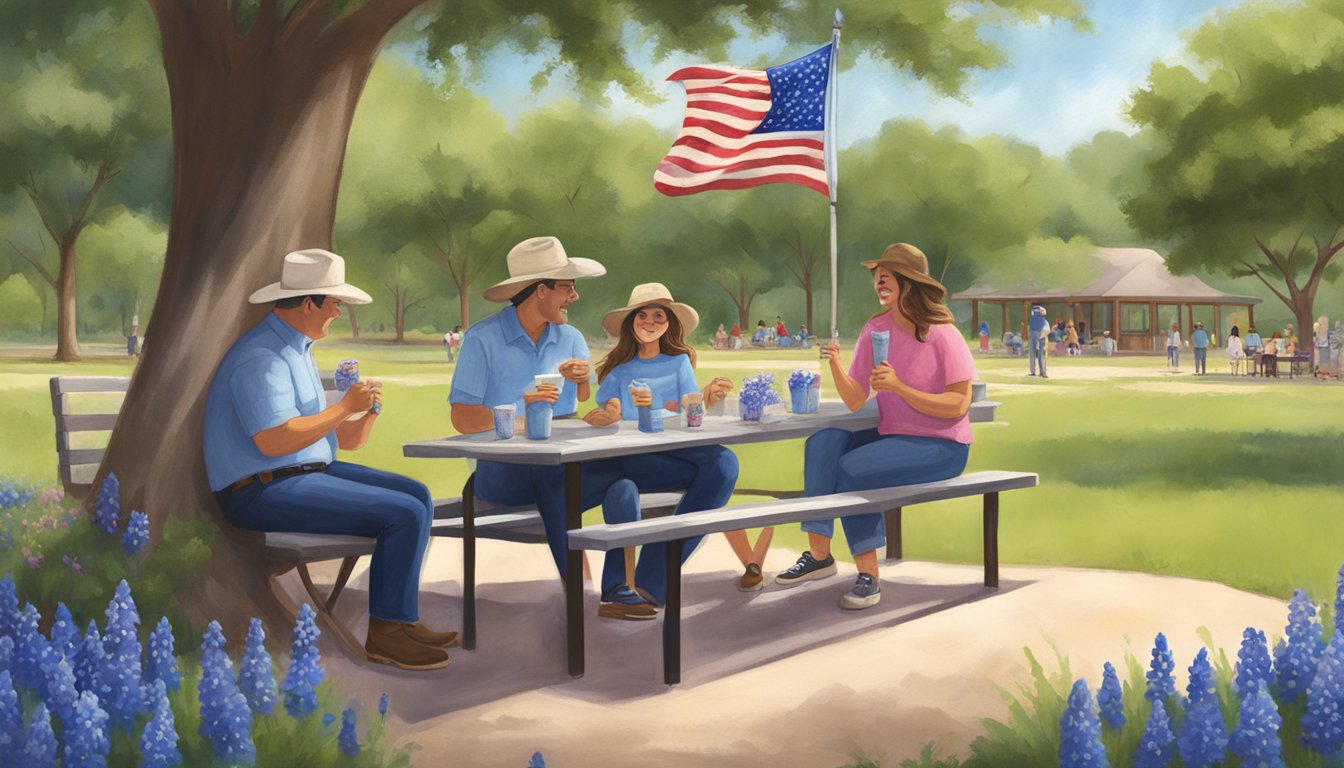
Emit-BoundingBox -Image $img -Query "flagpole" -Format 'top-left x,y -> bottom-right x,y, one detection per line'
826,9 -> 843,343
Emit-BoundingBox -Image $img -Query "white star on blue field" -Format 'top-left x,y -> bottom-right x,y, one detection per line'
756,45 -> 830,133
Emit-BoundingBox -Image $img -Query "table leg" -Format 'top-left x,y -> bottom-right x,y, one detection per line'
565,462 -> 585,678
884,507 -> 903,560
462,473 -> 476,650
664,539 -> 683,685
983,492 -> 999,588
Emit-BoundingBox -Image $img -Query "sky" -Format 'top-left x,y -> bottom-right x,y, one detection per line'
461,0 -> 1242,155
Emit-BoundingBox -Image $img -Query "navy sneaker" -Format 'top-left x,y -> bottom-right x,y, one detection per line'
598,584 -> 658,621
839,573 -> 881,610
773,551 -> 837,588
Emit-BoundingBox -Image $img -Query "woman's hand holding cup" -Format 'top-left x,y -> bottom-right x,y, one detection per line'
628,383 -> 654,408
523,383 -> 559,405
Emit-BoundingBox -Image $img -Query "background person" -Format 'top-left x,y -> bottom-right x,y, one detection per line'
1028,305 -> 1049,377
1226,325 -> 1245,375
774,243 -> 975,610
1191,321 -> 1209,374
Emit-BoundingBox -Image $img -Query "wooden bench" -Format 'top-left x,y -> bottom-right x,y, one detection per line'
567,469 -> 1039,684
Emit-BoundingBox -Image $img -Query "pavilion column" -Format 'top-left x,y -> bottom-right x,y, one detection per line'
1022,301 -> 1029,337
1215,306 -> 1222,346
1150,302 -> 1158,351
1249,304 -> 1255,328
1001,304 -> 1008,339
971,300 -> 979,335
1112,300 -> 1119,339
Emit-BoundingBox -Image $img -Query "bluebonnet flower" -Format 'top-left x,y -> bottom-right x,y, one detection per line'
121,511 -> 150,556
0,480 -> 32,509
143,616 -> 179,693
1335,562 -> 1344,636
73,621 -> 105,695
1303,629 -> 1344,757
338,707 -> 360,757
1275,588 -> 1324,703
42,655 -> 79,726
14,603 -> 51,690
1178,648 -> 1228,768
282,604 -> 323,719
1145,632 -> 1177,707
92,473 -> 121,535
62,690 -> 111,768
1058,678 -> 1107,767
786,369 -> 817,390
21,703 -> 56,768
322,712 -> 336,729
1133,702 -> 1176,768
99,580 -> 143,729
528,751 -> 547,768
738,373 -> 783,420
140,680 -> 182,768
0,636 -> 9,679
197,621 -> 256,766
378,692 -> 389,720
1097,661 -> 1125,729
238,618 -> 277,715
1235,626 -> 1273,699
0,574 -> 19,640
0,670 -> 20,751
1231,680 -> 1284,768
48,602 -> 80,661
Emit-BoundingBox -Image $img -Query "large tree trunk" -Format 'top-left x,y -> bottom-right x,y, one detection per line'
347,302 -> 360,339
458,284 -> 470,329
55,239 -> 80,361
98,0 -> 420,643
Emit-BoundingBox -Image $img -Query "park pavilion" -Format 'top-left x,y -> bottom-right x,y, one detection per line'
951,247 -> 1262,352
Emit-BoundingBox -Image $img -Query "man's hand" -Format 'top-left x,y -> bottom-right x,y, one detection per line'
523,383 -> 560,405
702,376 -> 733,406
558,359 -> 590,383
340,380 -> 381,416
869,362 -> 903,393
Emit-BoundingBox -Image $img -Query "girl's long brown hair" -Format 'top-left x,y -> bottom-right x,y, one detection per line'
870,270 -> 955,342
596,304 -> 696,383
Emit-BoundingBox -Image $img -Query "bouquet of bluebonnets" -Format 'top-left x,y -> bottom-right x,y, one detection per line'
787,369 -> 818,390
739,373 -> 783,422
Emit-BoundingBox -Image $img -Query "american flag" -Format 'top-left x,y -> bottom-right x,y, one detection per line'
653,44 -> 832,197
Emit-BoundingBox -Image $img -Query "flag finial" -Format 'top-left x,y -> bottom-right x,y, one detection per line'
833,8 -> 844,28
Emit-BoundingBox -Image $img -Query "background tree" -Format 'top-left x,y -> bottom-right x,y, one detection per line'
1123,0 -> 1344,349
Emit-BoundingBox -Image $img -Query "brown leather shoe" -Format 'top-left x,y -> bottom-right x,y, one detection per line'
402,621 -> 460,648
365,618 -> 452,670
738,563 -> 765,592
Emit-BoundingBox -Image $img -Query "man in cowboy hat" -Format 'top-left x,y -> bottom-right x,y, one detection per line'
1027,305 -> 1049,378
205,248 -> 455,670
449,236 -> 658,619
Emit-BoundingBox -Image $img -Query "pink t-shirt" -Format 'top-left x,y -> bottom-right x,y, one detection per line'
848,314 -> 977,444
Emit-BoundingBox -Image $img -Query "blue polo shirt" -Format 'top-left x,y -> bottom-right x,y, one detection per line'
595,354 -> 698,419
1192,329 -> 1209,348
449,305 -> 588,416
202,313 -> 336,491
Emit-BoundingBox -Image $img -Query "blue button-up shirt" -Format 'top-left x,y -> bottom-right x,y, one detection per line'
449,305 -> 588,416
203,313 -> 336,491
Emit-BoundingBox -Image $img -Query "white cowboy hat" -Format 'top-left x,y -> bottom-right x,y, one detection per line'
482,236 -> 606,302
601,282 -> 700,338
247,249 -> 372,305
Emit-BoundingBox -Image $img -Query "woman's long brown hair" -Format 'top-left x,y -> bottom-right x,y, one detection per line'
870,270 -> 955,343
596,304 -> 696,383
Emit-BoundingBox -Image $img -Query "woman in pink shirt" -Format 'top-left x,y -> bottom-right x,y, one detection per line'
773,243 -> 976,609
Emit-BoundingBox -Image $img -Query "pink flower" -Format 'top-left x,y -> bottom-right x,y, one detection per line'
71,563 -> 83,575
26,555 -> 40,567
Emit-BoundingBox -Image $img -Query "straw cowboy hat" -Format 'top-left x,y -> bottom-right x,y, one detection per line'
602,283 -> 700,338
248,249 -> 372,305
483,236 -> 606,302
860,242 -> 947,296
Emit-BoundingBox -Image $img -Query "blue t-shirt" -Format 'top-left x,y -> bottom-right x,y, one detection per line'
1191,329 -> 1209,348
1245,332 -> 1262,349
595,353 -> 698,419
449,305 -> 589,416
203,313 -> 336,491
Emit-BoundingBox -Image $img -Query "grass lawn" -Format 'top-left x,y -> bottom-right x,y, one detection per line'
3,337 -> 1342,603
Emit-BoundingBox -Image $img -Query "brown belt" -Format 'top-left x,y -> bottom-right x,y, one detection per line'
223,462 -> 328,493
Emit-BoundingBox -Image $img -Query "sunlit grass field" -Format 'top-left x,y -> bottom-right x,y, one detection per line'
2,337 -> 1342,603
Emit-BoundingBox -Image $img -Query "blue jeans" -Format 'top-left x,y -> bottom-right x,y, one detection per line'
618,445 -> 739,605
801,429 -> 970,556
1194,347 -> 1207,373
215,461 -> 433,623
474,459 -> 630,594
1029,335 -> 1047,376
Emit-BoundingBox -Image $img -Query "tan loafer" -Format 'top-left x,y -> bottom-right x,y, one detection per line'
738,563 -> 765,592
366,618 -> 452,670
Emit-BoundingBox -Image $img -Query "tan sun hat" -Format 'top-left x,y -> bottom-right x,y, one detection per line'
247,249 -> 372,305
601,283 -> 700,338
859,242 -> 947,296
483,236 -> 606,302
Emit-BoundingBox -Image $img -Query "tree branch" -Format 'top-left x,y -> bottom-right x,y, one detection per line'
8,240 -> 56,287
1237,258 -> 1293,308
281,0 -> 330,40
324,0 -> 428,57
20,175 -> 64,246
67,160 -> 119,240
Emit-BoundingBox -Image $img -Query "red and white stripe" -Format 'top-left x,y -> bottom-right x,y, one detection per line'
653,65 -> 828,197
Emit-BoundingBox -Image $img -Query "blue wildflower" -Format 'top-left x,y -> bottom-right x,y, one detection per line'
281,604 -> 323,719
99,580 -> 143,729
121,511 -> 150,556
1133,702 -> 1176,768
92,473 -> 121,535
0,636 -> 11,679
20,703 -> 56,768
1275,588 -> 1325,703
1145,632 -> 1177,705
0,574 -> 17,638
1177,649 -> 1228,768
1335,562 -> 1344,636
1303,630 -> 1344,757
528,752 -> 547,768
0,480 -> 31,509
1231,680 -> 1284,768
238,618 -> 277,715
322,712 -> 336,729
73,621 -> 105,695
14,603 -> 51,690
143,617 -> 179,693
0,670 -> 20,751
48,602 -> 80,661
62,690 -> 111,768
1235,626 -> 1273,699
42,655 -> 79,726
1058,678 -> 1107,767
338,707 -> 360,757
786,369 -> 817,390
140,680 -> 182,768
378,692 -> 389,720
197,621 -> 256,766
1097,661 -> 1125,729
